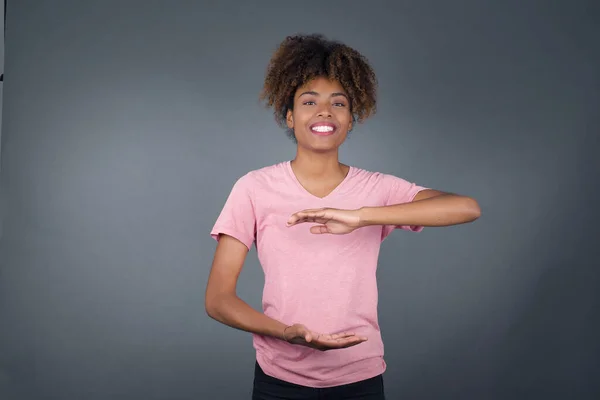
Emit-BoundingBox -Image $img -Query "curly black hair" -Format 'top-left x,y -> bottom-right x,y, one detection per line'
259,34 -> 378,140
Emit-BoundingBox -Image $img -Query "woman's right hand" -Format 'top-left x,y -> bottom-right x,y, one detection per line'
283,324 -> 368,351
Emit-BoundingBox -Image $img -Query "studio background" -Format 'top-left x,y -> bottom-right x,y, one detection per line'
0,1 -> 598,399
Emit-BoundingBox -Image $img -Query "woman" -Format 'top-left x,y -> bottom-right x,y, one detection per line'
205,34 -> 481,399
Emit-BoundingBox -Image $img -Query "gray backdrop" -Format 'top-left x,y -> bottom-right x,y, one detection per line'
1,1 -> 598,399
0,0 -> 4,205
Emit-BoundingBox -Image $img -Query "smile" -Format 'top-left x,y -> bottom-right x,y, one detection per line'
309,122 -> 337,136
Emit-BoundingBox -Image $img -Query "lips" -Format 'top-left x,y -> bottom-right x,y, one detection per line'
309,122 -> 338,136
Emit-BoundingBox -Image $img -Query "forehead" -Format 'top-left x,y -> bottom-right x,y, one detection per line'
296,76 -> 346,95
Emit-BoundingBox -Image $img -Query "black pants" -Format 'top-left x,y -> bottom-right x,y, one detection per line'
252,362 -> 386,400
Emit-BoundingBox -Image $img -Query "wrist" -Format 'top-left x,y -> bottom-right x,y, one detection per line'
358,206 -> 374,227
282,325 -> 291,342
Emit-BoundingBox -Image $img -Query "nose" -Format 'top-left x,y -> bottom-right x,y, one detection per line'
317,104 -> 333,118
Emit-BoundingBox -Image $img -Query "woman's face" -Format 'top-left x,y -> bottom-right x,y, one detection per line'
286,76 -> 353,152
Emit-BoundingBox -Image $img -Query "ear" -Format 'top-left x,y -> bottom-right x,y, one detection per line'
286,109 -> 294,129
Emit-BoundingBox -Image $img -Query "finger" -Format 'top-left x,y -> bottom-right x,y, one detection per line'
330,332 -> 356,340
287,210 -> 326,226
287,213 -> 314,225
287,210 -> 316,221
309,225 -> 330,234
286,214 -> 304,226
335,337 -> 368,347
334,335 -> 365,342
322,336 -> 367,348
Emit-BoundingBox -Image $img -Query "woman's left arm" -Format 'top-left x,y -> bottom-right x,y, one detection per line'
359,189 -> 481,228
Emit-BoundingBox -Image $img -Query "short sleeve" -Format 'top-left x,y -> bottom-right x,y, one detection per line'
380,173 -> 428,241
210,173 -> 256,250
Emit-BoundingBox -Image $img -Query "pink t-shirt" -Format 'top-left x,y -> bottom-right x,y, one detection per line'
210,161 -> 427,388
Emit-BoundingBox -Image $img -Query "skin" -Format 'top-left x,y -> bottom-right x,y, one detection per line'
205,76 -> 481,352
285,77 -> 354,199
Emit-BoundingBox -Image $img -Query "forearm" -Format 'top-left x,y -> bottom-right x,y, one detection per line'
206,293 -> 287,340
359,194 -> 481,227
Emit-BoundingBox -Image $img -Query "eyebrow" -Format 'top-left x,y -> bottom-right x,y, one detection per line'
298,91 -> 349,100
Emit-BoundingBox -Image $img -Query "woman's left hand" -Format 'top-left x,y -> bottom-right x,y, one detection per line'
286,208 -> 362,234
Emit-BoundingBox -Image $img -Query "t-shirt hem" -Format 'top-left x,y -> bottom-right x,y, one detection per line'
255,352 -> 387,389
210,227 -> 254,250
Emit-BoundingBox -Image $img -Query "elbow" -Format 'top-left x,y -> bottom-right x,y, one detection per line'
204,292 -> 221,320
466,197 -> 481,222
204,290 -> 233,321
204,297 -> 215,319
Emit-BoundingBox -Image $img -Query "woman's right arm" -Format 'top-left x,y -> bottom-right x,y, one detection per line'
205,234 -> 289,340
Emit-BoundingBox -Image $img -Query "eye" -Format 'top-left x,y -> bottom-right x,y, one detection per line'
333,102 -> 347,107
302,101 -> 316,105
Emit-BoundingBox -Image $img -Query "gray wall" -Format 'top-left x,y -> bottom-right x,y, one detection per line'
1,1 -> 598,399
0,0 -> 4,194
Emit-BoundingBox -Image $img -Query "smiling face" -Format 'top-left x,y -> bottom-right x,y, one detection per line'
286,76 -> 354,153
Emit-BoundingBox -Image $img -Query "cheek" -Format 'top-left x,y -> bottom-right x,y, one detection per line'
291,110 -> 311,128
336,110 -> 353,126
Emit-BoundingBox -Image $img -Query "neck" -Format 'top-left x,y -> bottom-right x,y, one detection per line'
291,147 -> 345,179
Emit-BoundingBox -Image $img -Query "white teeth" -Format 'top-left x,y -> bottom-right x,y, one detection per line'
312,126 -> 334,132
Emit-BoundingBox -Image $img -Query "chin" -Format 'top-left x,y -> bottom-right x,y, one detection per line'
301,137 -> 346,152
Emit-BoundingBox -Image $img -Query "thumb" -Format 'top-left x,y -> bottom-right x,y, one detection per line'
297,325 -> 312,342
309,225 -> 329,234
292,324 -> 310,341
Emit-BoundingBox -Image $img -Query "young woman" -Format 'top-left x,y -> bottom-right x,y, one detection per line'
205,34 -> 481,399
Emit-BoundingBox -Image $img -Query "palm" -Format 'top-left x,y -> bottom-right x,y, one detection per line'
286,324 -> 367,351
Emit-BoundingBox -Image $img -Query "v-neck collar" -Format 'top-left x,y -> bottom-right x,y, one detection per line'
285,160 -> 354,200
